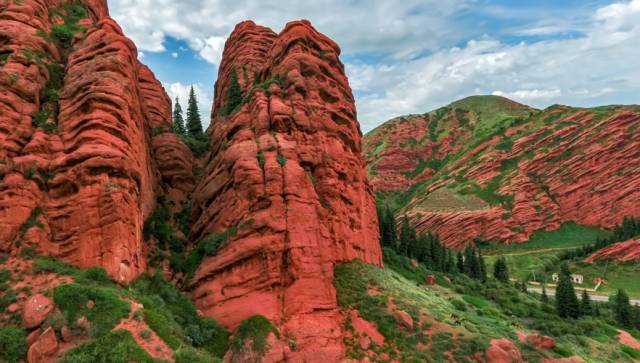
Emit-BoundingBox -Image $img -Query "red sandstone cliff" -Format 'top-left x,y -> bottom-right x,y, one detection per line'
365,99 -> 640,247
586,239 -> 640,262
188,20 -> 382,361
0,0 -> 192,283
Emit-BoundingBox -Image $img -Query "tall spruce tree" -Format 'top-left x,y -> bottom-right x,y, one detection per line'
223,67 -> 243,116
556,264 -> 580,319
614,289 -> 633,327
172,97 -> 186,135
580,289 -> 592,315
478,249 -> 487,282
456,252 -> 464,273
186,86 -> 203,136
493,257 -> 509,283
378,207 -> 397,248
463,247 -> 476,277
398,216 -> 416,257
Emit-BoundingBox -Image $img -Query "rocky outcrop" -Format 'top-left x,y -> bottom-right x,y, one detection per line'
189,20 -> 382,361
486,338 -> 523,363
0,0 -> 191,283
365,99 -> 640,247
585,239 -> 640,262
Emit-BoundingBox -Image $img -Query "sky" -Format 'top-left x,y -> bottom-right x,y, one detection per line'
108,0 -> 640,133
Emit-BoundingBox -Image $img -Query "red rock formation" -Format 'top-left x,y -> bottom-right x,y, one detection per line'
0,0 -> 191,283
22,294 -> 54,329
486,338 -> 523,363
190,20 -> 382,361
366,99 -> 640,247
28,327 -> 59,363
585,239 -> 640,262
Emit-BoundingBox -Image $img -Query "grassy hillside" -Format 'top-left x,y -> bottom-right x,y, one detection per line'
335,250 -> 640,362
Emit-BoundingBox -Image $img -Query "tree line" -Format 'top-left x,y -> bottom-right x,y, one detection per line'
379,206 -> 640,330
378,205 -> 487,281
558,216 -> 640,261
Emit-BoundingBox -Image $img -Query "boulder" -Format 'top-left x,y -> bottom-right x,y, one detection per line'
487,338 -> 523,363
349,310 -> 384,346
426,275 -> 436,285
27,327 -> 58,363
393,310 -> 414,330
23,294 -> 54,329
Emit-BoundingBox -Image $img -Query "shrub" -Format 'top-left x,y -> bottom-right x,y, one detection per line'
82,267 -> 112,284
231,315 -> 279,357
0,327 -> 28,363
130,274 -> 230,357
175,347 -> 219,363
257,151 -> 265,169
59,329 -> 156,363
0,268 -> 10,283
451,298 -> 468,311
140,329 -> 151,340
54,283 -> 130,337
19,206 -> 44,235
180,133 -> 210,157
142,306 -> 182,350
276,154 -> 286,167
33,256 -> 79,276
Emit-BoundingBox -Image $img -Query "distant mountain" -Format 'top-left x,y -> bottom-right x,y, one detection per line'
364,95 -> 640,247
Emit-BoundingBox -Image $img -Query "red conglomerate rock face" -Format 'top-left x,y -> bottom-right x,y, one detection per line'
365,98 -> 640,248
585,239 -> 640,263
190,20 -> 382,361
0,0 -> 188,283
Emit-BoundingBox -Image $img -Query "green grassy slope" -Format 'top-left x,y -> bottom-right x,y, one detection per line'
335,251 -> 640,362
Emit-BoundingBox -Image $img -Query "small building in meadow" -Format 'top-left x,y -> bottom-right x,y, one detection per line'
551,273 -> 584,284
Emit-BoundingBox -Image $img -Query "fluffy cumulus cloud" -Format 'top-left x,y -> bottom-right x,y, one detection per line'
349,0 -> 640,131
109,0 -> 640,132
109,0 -> 467,64
165,82 -> 213,129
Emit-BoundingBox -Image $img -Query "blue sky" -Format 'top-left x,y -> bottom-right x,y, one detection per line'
109,0 -> 640,132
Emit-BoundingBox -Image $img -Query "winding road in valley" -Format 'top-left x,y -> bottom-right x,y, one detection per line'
527,287 -> 640,305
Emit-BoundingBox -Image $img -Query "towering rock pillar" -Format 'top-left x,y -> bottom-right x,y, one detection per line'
190,20 -> 382,360
0,0 -> 191,283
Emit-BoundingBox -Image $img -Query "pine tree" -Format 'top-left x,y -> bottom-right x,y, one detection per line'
556,264 -> 580,319
456,252 -> 464,273
223,67 -> 243,116
464,247 -> 478,278
386,208 -> 397,248
398,216 -> 414,256
172,97 -> 186,135
186,86 -> 203,136
614,289 -> 633,327
446,251 -> 456,273
493,257 -> 509,283
541,284 -> 549,304
477,249 -> 487,282
580,289 -> 592,315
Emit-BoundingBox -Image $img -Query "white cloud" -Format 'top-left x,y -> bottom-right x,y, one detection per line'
165,82 -> 213,129
188,36 -> 226,64
108,0 -> 468,65
350,0 -> 640,132
108,0 -> 640,133
171,52 -> 178,58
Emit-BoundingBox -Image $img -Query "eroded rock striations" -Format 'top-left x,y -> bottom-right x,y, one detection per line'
189,20 -> 382,361
586,239 -> 640,262
365,98 -> 640,247
0,0 -> 192,283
